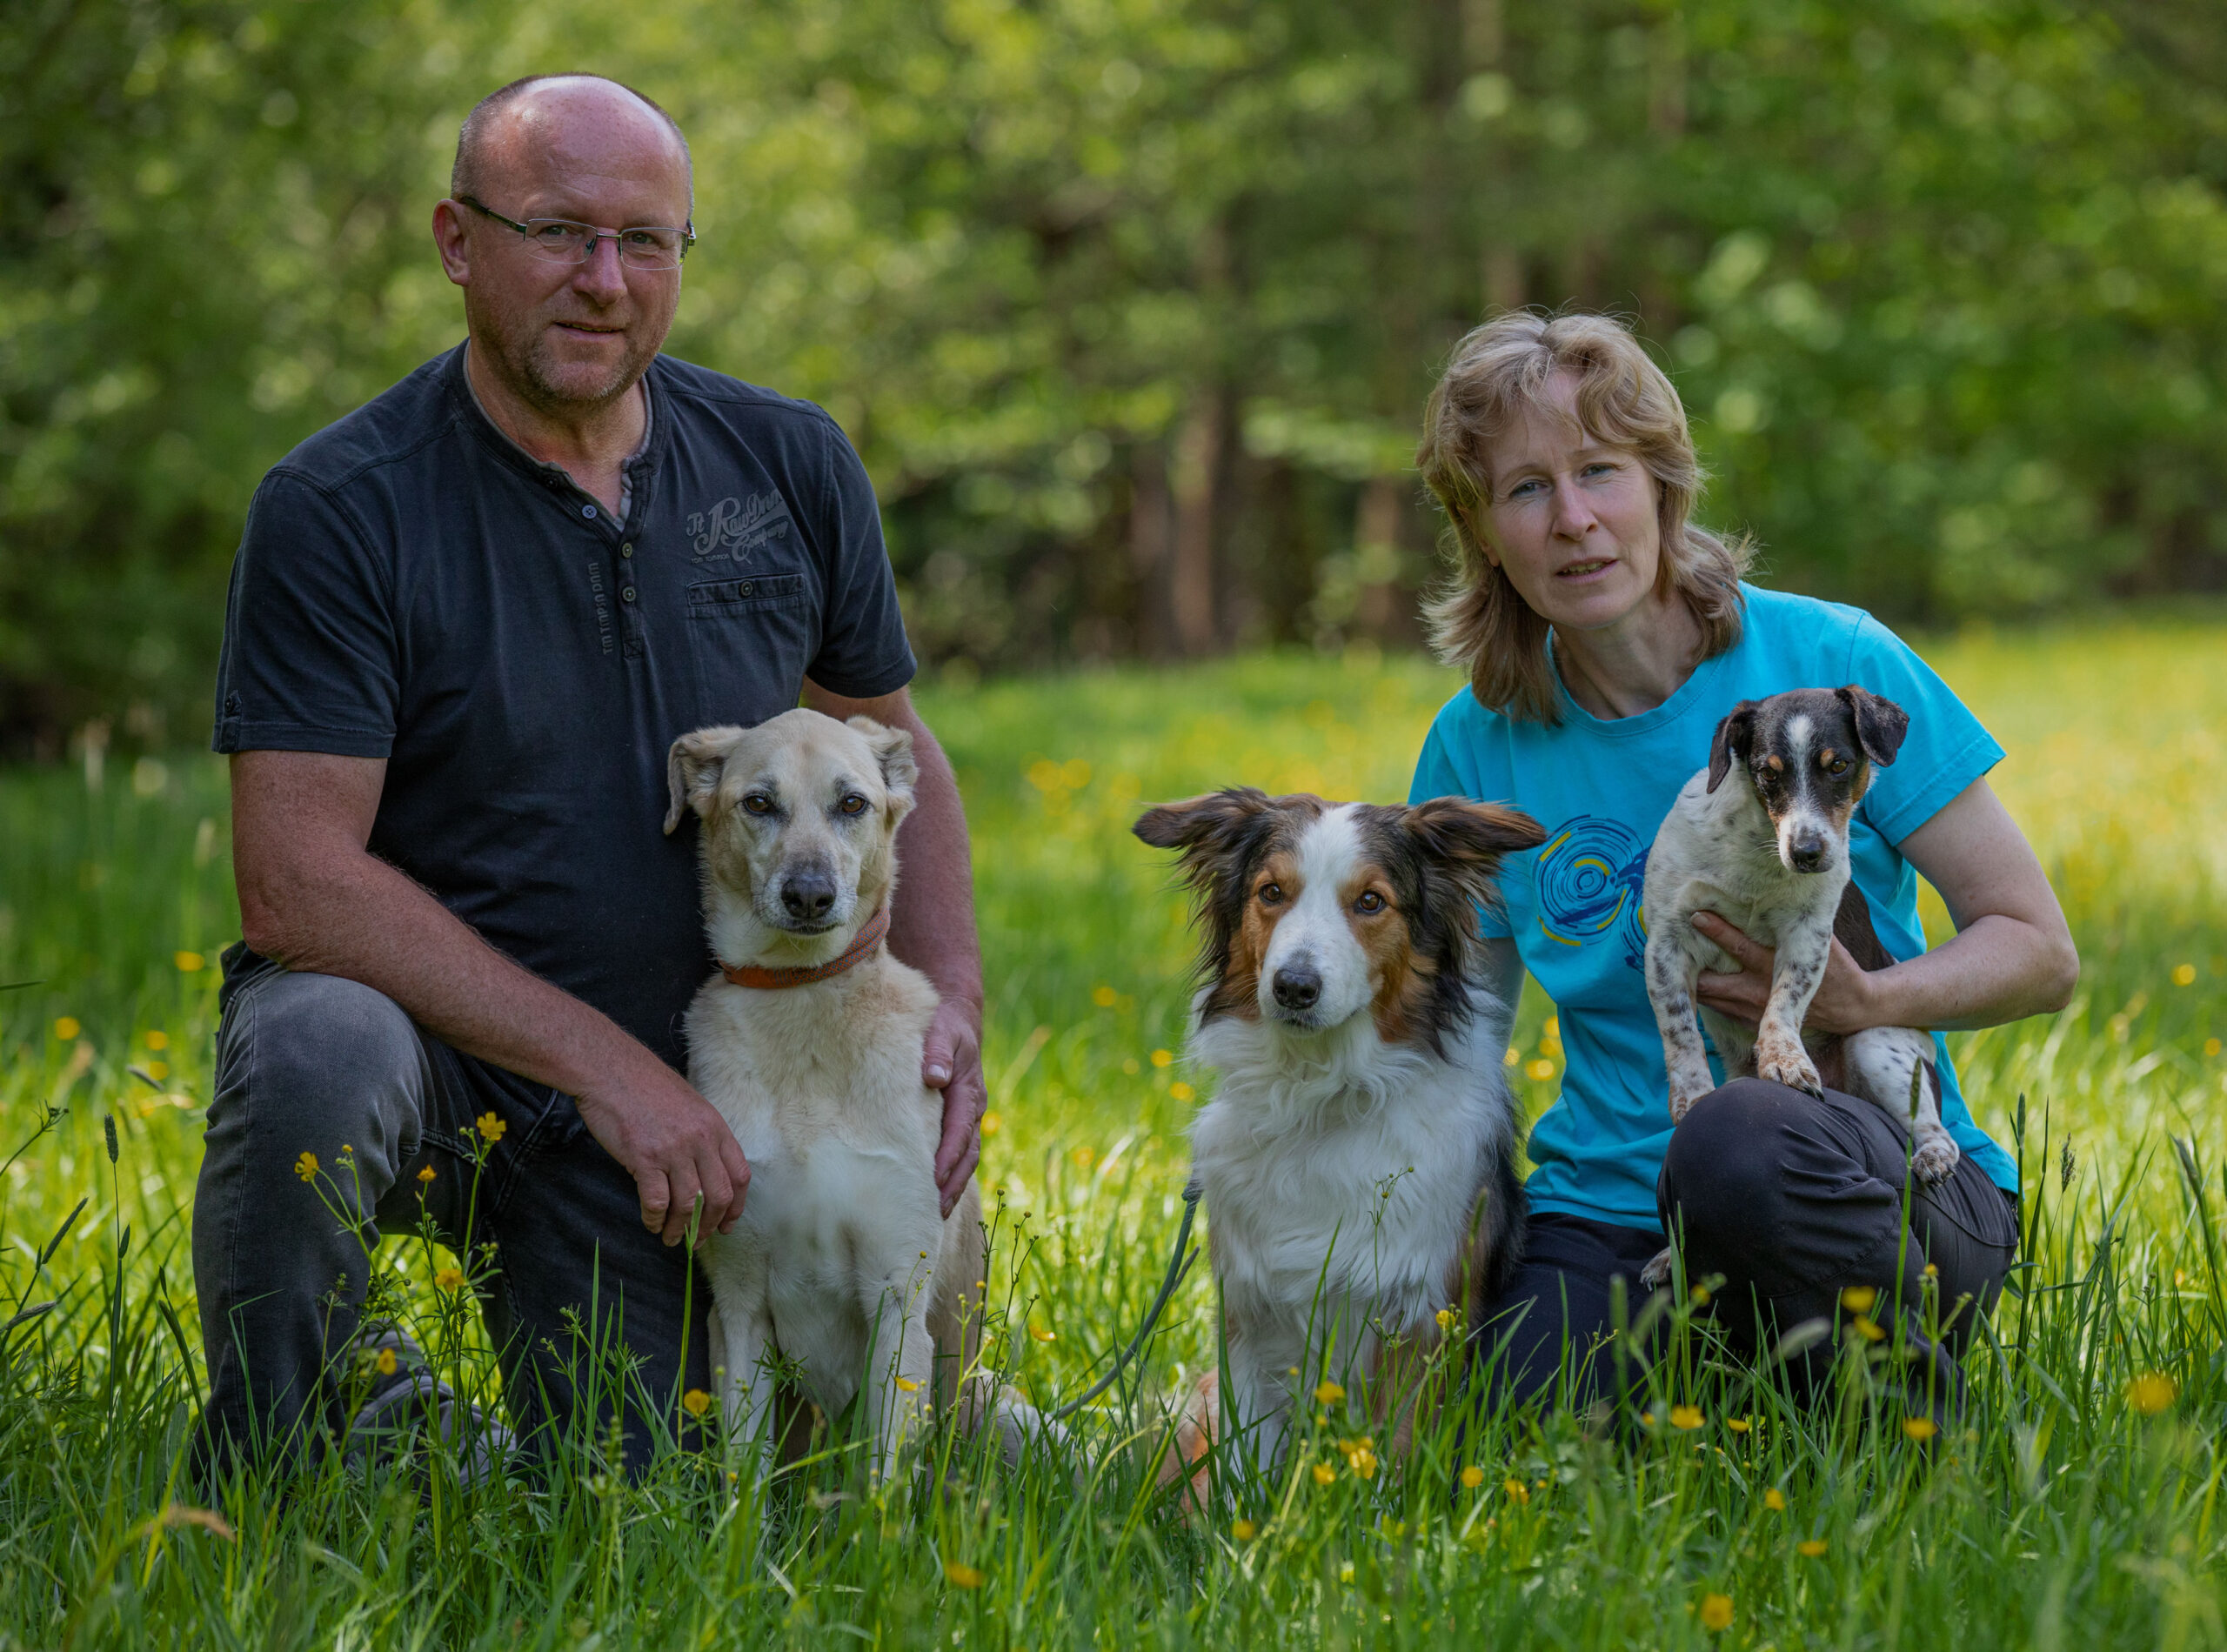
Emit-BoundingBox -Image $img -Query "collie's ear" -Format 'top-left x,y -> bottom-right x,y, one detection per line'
1706,700 -> 1761,793
1835,686 -> 1909,768
1133,789 -> 1272,858
1401,796 -> 1546,871
847,715 -> 919,812
664,726 -> 748,834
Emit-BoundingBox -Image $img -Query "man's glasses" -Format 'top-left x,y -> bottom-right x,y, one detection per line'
457,196 -> 695,271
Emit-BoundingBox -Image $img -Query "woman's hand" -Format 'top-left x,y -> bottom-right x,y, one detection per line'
1691,912 -> 1881,1035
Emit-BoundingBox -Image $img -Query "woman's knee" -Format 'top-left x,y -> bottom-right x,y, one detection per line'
1659,1079 -> 1809,1254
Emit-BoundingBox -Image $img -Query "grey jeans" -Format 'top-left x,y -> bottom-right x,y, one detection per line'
192,946 -> 712,1475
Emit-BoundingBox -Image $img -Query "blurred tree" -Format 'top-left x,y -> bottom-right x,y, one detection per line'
4,0 -> 2224,751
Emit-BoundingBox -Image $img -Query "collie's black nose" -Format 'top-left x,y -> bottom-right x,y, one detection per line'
781,868 -> 838,921
1271,964 -> 1321,1012
1789,833 -> 1827,873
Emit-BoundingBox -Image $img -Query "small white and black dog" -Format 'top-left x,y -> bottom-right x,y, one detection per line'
665,709 -> 1047,1488
1134,789 -> 1543,1491
1641,686 -> 1957,1232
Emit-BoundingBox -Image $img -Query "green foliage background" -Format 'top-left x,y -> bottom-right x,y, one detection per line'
6,0 -> 2227,750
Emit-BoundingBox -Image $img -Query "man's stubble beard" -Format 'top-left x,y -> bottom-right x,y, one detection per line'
474,291 -> 665,421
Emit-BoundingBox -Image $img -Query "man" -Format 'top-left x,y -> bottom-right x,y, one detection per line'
197,74 -> 986,1475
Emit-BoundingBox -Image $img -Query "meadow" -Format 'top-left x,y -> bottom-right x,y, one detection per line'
1,617 -> 2224,1649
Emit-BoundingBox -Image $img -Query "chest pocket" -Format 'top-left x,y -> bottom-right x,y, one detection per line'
685,571 -> 815,723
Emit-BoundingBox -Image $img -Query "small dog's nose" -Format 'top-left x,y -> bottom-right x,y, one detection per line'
781,869 -> 838,921
1789,834 -> 1827,873
1271,964 -> 1321,1012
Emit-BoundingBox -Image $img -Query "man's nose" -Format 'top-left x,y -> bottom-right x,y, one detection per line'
572,237 -> 630,299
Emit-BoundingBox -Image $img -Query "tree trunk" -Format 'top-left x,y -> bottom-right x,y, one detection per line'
1170,392 -> 1223,657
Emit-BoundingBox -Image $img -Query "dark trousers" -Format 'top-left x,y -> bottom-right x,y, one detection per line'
192,947 -> 712,1475
1473,1078 -> 2019,1416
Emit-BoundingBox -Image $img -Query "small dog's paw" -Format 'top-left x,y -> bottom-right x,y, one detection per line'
1668,1073 -> 1714,1124
1910,1133 -> 1961,1185
1756,1044 -> 1822,1100
1639,1247 -> 1676,1293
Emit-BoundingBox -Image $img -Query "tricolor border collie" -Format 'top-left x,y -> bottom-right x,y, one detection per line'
1641,686 -> 1957,1236
1134,789 -> 1544,1488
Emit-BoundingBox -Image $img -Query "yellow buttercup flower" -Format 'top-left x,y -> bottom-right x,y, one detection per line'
1093,984 -> 1118,1007
293,1151 -> 318,1182
1435,1307 -> 1456,1333
1169,1081 -> 1196,1102
1525,1058 -> 1555,1081
434,1267 -> 465,1290
1840,1286 -> 1878,1313
1503,1478 -> 1529,1504
1231,1518 -> 1256,1541
417,1165 -> 437,1184
144,1030 -> 169,1051
1151,1049 -> 1174,1067
175,951 -> 205,973
895,1375 -> 920,1393
1670,1405 -> 1703,1431
1351,1446 -> 1378,1480
980,1110 -> 1001,1135
2127,1372 -> 2178,1415
1028,1324 -> 1055,1343
2173,963 -> 2197,987
1797,1539 -> 1828,1558
1312,1462 -> 1337,1485
1726,1417 -> 1751,1434
475,1112 -> 506,1142
1763,1488 -> 1787,1511
1460,1465 -> 1486,1489
1699,1593 -> 1733,1632
1314,1380 -> 1346,1405
1851,1315 -> 1886,1342
53,1016 -> 81,1041
373,1348 -> 398,1376
1902,1415 -> 1938,1442
944,1562 -> 983,1589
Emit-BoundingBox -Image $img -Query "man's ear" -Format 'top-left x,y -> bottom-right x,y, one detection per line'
1706,701 -> 1760,793
1836,686 -> 1910,768
664,726 -> 747,835
848,715 -> 919,819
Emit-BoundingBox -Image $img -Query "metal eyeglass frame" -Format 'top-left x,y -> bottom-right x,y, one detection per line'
456,195 -> 696,269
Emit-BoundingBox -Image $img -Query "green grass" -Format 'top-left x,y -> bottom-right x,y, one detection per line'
3,622 -> 2226,1649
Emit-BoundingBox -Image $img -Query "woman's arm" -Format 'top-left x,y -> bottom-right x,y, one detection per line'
1693,777 -> 2079,1034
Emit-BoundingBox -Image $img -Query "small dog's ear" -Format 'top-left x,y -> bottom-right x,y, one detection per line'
1133,789 -> 1271,858
1403,797 -> 1547,866
1836,686 -> 1909,768
664,726 -> 746,835
1706,701 -> 1761,793
846,716 -> 919,810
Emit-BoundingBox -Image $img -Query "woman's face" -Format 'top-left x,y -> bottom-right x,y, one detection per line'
1478,372 -> 1664,636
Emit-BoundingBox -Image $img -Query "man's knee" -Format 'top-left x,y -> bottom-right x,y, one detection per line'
1659,1079 -> 1807,1258
213,970 -> 425,1147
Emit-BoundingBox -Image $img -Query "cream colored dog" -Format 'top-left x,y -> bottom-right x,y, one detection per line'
665,708 -> 1042,1485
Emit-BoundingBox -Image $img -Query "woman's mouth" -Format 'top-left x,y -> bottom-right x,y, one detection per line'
1555,558 -> 1615,580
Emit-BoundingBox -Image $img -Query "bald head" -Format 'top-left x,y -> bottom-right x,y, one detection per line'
451,74 -> 692,214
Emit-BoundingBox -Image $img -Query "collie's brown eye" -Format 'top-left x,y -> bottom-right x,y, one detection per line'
1258,882 -> 1283,906
839,793 -> 869,815
743,793 -> 775,815
1354,890 -> 1387,915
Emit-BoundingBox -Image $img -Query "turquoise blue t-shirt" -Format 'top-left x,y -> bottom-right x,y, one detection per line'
1408,584 -> 2017,1229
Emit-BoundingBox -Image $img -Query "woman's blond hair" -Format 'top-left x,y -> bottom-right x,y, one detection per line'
1416,311 -> 1750,726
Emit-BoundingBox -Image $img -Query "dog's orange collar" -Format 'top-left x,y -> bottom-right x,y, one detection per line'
721,906 -> 890,991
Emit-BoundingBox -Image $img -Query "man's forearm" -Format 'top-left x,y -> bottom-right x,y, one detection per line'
880,710 -> 984,1017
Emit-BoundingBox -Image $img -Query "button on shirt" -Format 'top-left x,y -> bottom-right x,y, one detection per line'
211,344 -> 917,1067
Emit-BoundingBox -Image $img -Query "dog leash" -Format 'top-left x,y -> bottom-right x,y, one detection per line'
1047,1175 -> 1204,1422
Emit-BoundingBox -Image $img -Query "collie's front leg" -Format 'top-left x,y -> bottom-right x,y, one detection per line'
1219,1323 -> 1299,1488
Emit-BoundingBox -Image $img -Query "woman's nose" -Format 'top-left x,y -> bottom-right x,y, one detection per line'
1549,476 -> 1597,538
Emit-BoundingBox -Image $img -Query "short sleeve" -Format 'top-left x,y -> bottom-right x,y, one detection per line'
1409,699 -> 1515,939
1844,612 -> 2004,844
802,419 -> 916,700
211,472 -> 398,758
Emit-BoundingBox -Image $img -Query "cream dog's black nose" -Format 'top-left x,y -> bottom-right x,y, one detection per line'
781,868 -> 838,921
1271,963 -> 1321,1012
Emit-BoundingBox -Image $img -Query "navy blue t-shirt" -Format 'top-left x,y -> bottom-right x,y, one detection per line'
211,344 -> 917,1068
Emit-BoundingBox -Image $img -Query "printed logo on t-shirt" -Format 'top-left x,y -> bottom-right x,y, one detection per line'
686,492 -> 794,564
1535,815 -> 1649,969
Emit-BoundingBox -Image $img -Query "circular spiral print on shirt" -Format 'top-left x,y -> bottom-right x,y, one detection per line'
1534,815 -> 1650,968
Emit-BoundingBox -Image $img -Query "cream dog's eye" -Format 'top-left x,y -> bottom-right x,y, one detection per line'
1258,882 -> 1283,906
839,793 -> 869,816
1354,890 -> 1386,914
743,793 -> 776,815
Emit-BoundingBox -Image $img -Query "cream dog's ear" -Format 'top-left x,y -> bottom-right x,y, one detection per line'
664,726 -> 748,834
847,716 -> 918,817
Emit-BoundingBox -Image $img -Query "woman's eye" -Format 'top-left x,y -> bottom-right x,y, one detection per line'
1355,890 -> 1386,914
1507,478 -> 1545,499
1258,883 -> 1283,905
839,794 -> 868,816
743,794 -> 774,816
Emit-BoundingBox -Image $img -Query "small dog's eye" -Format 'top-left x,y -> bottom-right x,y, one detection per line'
743,793 -> 775,816
1258,882 -> 1283,906
839,793 -> 869,816
1827,759 -> 1849,775
1354,890 -> 1386,915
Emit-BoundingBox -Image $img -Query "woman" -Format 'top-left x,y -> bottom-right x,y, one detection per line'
1408,312 -> 2078,1415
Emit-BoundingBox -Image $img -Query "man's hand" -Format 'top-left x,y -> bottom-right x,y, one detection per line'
572,1053 -> 752,1245
1691,911 -> 1880,1036
925,999 -> 986,1217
